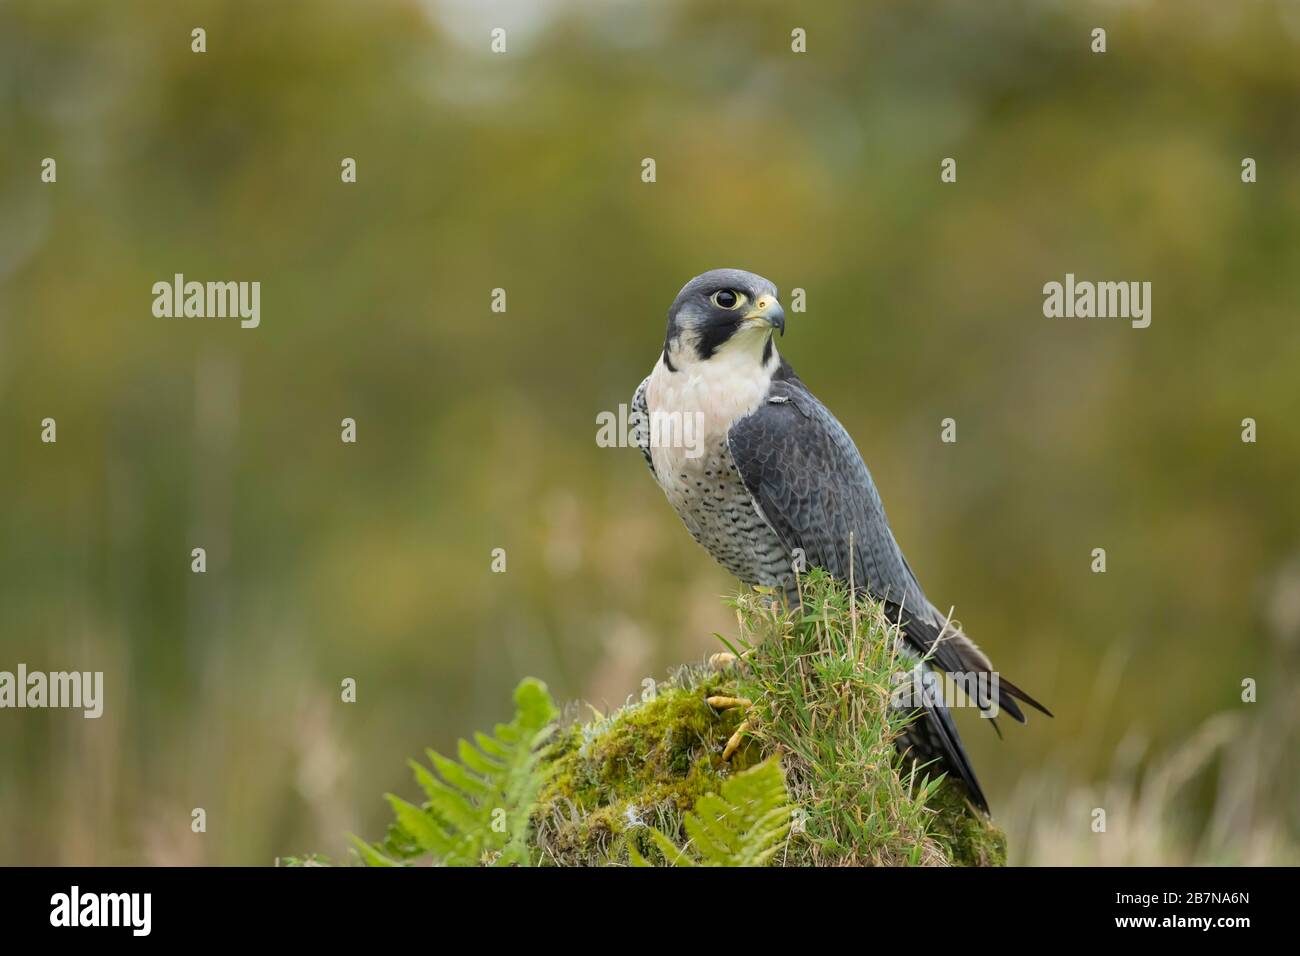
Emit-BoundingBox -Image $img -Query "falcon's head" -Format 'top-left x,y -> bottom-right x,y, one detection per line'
662,268 -> 785,369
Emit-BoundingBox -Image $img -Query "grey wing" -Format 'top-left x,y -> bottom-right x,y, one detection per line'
727,376 -> 1051,727
725,378 -> 936,624
727,379 -> 991,811
630,374 -> 655,477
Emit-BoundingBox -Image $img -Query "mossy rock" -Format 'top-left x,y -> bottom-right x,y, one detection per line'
532,664 -> 1006,867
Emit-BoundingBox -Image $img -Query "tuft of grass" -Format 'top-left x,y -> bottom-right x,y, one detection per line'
723,569 -> 992,865
535,569 -> 1003,866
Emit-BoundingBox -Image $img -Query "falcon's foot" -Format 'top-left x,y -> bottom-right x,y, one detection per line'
705,695 -> 753,761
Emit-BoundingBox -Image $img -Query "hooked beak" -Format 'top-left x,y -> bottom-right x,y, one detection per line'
744,294 -> 785,336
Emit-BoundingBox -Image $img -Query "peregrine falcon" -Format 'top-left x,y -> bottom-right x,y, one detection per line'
631,268 -> 1049,813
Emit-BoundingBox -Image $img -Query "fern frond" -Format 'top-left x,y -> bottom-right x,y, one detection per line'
642,757 -> 793,867
353,677 -> 558,867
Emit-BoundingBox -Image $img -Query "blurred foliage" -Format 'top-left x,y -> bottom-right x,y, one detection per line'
1,0 -> 1298,863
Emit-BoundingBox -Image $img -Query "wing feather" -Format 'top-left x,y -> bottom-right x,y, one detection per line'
726,370 -> 932,623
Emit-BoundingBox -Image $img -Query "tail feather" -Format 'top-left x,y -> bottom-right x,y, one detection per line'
885,601 -> 1053,725
997,675 -> 1054,719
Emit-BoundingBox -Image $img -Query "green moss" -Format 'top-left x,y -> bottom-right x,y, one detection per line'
928,776 -> 1008,866
533,668 -> 758,866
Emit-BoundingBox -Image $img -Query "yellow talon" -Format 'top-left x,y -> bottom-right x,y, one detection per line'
722,720 -> 750,761
708,694 -> 754,761
706,695 -> 752,711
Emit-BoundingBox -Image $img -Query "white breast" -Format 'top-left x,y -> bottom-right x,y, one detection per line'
644,348 -> 772,482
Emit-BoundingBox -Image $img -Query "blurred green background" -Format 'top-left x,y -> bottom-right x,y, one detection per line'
2,0 -> 1298,864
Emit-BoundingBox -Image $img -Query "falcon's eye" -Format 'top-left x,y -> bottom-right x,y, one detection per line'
711,290 -> 743,310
